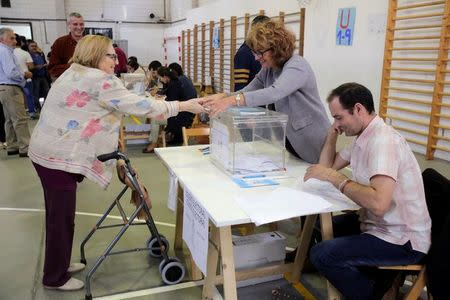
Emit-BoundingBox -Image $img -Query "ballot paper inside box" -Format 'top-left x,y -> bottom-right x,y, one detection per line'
122,73 -> 146,96
210,107 -> 288,176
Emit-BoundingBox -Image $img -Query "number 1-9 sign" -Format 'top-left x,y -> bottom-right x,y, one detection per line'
336,7 -> 356,46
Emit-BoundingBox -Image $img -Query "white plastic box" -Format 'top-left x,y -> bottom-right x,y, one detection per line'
233,231 -> 286,287
210,107 -> 288,176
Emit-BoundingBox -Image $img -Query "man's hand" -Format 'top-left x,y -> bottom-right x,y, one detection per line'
304,164 -> 342,183
24,71 -> 33,79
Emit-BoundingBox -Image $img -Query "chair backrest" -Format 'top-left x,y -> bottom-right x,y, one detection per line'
182,126 -> 210,146
422,168 -> 450,242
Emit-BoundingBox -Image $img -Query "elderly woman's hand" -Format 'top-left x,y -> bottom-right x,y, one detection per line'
196,93 -> 227,106
179,99 -> 206,114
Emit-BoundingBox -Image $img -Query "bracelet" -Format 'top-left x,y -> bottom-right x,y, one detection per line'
338,178 -> 352,193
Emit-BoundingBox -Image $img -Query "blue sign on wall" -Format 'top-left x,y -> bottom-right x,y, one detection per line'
336,7 -> 356,46
213,27 -> 220,49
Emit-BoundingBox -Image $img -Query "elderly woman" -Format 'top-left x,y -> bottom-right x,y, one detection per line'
200,20 -> 329,163
28,35 -> 203,291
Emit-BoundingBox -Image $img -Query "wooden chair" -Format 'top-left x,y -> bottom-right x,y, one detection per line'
119,118 -> 166,152
182,126 -> 210,146
378,168 -> 450,300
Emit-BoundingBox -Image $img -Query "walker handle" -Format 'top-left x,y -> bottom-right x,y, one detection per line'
97,151 -> 128,162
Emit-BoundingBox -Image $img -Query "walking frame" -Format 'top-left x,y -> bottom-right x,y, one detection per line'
80,151 -> 185,300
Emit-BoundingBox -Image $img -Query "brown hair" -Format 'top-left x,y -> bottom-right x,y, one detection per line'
246,20 -> 296,69
70,35 -> 111,69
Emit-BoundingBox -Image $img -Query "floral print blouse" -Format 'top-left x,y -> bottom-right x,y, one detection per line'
29,63 -> 180,189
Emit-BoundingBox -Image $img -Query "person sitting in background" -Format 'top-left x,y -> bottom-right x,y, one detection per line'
168,62 -> 197,100
304,82 -> 431,299
28,40 -> 49,110
113,43 -> 127,77
126,60 -> 146,75
147,60 -> 162,95
28,35 -> 204,291
198,20 -> 329,163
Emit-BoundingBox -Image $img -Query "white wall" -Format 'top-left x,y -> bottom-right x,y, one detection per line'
0,0 -> 167,64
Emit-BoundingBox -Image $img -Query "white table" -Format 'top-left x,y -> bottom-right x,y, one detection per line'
156,145 -> 358,300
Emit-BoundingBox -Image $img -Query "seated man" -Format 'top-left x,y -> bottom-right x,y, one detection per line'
304,82 -> 431,300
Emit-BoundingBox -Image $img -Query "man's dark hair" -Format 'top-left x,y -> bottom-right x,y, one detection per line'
327,82 -> 375,114
168,62 -> 183,76
149,60 -> 162,71
157,66 -> 178,80
251,15 -> 270,26
112,43 -> 118,47
128,56 -> 138,63
127,60 -> 140,71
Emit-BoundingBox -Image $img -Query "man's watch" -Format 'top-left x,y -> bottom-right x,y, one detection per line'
235,93 -> 242,106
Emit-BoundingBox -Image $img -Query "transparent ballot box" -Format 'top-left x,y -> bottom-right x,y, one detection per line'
122,73 -> 146,95
210,107 -> 288,176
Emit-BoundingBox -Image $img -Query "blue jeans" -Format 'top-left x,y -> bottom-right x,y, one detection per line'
310,214 -> 425,300
23,81 -> 36,114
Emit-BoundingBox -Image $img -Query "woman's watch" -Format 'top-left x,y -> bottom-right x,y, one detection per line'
235,93 -> 242,106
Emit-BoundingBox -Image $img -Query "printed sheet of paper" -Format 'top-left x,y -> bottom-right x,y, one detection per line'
235,187 -> 332,226
299,178 -> 360,210
182,188 -> 209,275
167,170 -> 178,212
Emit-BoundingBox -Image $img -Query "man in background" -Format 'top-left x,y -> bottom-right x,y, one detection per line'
233,15 -> 269,92
0,28 -> 31,157
28,40 -> 49,109
14,34 -> 36,118
48,12 -> 84,80
113,43 -> 127,77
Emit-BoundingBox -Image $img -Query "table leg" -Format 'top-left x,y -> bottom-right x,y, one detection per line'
290,214 -> 317,283
320,213 -> 341,300
219,226 -> 237,300
203,224 -> 220,299
174,185 -> 184,251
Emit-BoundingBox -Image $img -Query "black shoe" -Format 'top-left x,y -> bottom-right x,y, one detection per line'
19,152 -> 28,157
284,248 -> 317,273
7,150 -> 19,156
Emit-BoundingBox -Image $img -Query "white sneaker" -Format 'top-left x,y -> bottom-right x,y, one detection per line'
68,262 -> 86,273
1,143 -> 6,149
44,277 -> 84,291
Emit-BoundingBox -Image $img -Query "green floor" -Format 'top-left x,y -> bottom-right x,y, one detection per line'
0,132 -> 447,299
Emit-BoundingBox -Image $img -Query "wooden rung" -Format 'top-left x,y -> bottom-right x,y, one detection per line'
393,35 -> 440,40
387,105 -> 430,115
387,86 -> 434,94
439,92 -> 450,96
390,57 -> 437,61
390,47 -> 439,51
433,135 -> 450,142
434,124 -> 450,130
383,114 -> 429,126
394,12 -> 443,21
436,102 -> 450,108
389,67 -> 435,72
435,113 -> 450,119
432,144 -> 450,152
397,1 -> 445,11
388,77 -> 435,84
406,137 -> 428,146
378,264 -> 423,271
392,125 -> 428,136
385,96 -> 431,105
394,24 -> 441,31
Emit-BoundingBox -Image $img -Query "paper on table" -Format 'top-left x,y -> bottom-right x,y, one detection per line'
299,178 -> 360,210
235,187 -> 333,226
167,170 -> 178,212
182,187 -> 209,275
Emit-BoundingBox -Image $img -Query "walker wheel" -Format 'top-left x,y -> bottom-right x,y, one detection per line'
159,257 -> 185,285
147,235 -> 169,258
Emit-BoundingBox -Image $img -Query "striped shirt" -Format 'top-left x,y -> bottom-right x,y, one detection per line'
339,116 -> 431,253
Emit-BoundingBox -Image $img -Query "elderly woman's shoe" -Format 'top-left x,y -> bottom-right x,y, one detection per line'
44,277 -> 84,291
68,262 -> 86,273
